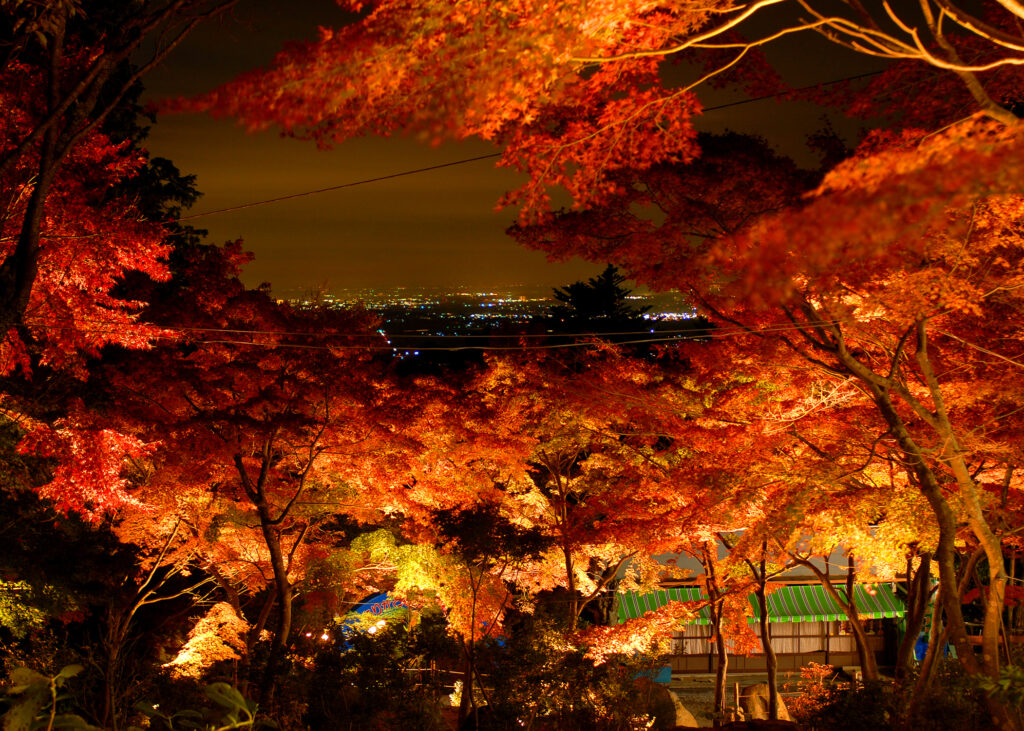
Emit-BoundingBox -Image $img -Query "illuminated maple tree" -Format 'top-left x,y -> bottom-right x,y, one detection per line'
96,255 -> 393,699
195,2 -> 1023,225
190,1 -> 791,219
162,600 -> 250,680
505,110 -> 1023,726
530,131 -> 1023,716
473,350 -> 750,627
0,0 -> 238,358
0,66 -> 172,379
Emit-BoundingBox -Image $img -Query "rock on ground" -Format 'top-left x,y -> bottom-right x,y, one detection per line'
740,682 -> 791,722
668,688 -> 700,728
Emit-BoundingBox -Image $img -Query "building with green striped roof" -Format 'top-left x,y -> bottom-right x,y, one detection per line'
614,582 -> 906,674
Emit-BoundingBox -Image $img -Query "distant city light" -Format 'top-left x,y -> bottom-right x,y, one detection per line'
291,286 -> 698,354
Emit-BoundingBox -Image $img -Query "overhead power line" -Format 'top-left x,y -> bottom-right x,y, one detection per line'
170,69 -> 885,224
28,316 -> 711,339
176,152 -> 503,222
700,69 -> 884,112
23,314 -> 843,353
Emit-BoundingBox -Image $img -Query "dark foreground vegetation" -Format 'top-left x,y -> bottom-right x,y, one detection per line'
3,603 -> 1021,731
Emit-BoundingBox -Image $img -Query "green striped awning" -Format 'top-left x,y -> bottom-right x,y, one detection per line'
616,587 -> 713,625
615,584 -> 904,624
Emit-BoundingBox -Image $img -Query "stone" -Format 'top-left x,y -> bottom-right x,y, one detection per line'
667,688 -> 699,728
739,682 -> 791,722
637,679 -> 677,729
634,678 -> 699,729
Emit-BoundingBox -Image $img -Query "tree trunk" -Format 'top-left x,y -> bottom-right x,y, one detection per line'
798,292 -> 1018,728
563,536 -> 578,630
255,508 -> 292,704
911,324 -> 1012,723
1008,555 -> 1020,642
0,109 -> 60,339
864,392 -> 980,676
918,614 -> 946,693
234,451 -> 295,704
702,550 -> 729,721
794,555 -> 878,680
895,552 -> 932,682
946,446 -> 1009,679
101,608 -> 129,731
847,555 -> 874,681
713,621 -> 729,723
458,569 -> 482,729
754,583 -> 778,719
458,646 -> 473,726
827,318 -> 987,678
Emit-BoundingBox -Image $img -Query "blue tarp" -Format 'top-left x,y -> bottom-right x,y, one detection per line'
345,592 -> 410,618
337,592 -> 412,641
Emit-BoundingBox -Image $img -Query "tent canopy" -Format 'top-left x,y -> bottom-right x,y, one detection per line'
615,584 -> 904,625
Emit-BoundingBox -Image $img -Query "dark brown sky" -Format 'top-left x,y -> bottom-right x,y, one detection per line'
141,1 -> 874,296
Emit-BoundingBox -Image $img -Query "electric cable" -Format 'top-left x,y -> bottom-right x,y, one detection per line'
21,313 -> 850,353
165,69 -> 884,224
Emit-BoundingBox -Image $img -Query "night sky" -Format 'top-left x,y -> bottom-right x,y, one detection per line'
141,1 -> 877,296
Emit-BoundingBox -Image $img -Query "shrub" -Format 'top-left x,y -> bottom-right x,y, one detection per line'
302,610 -> 457,730
0,664 -> 99,731
790,660 -> 991,731
131,681 -> 277,730
474,615 -> 664,730
974,663 -> 1024,712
